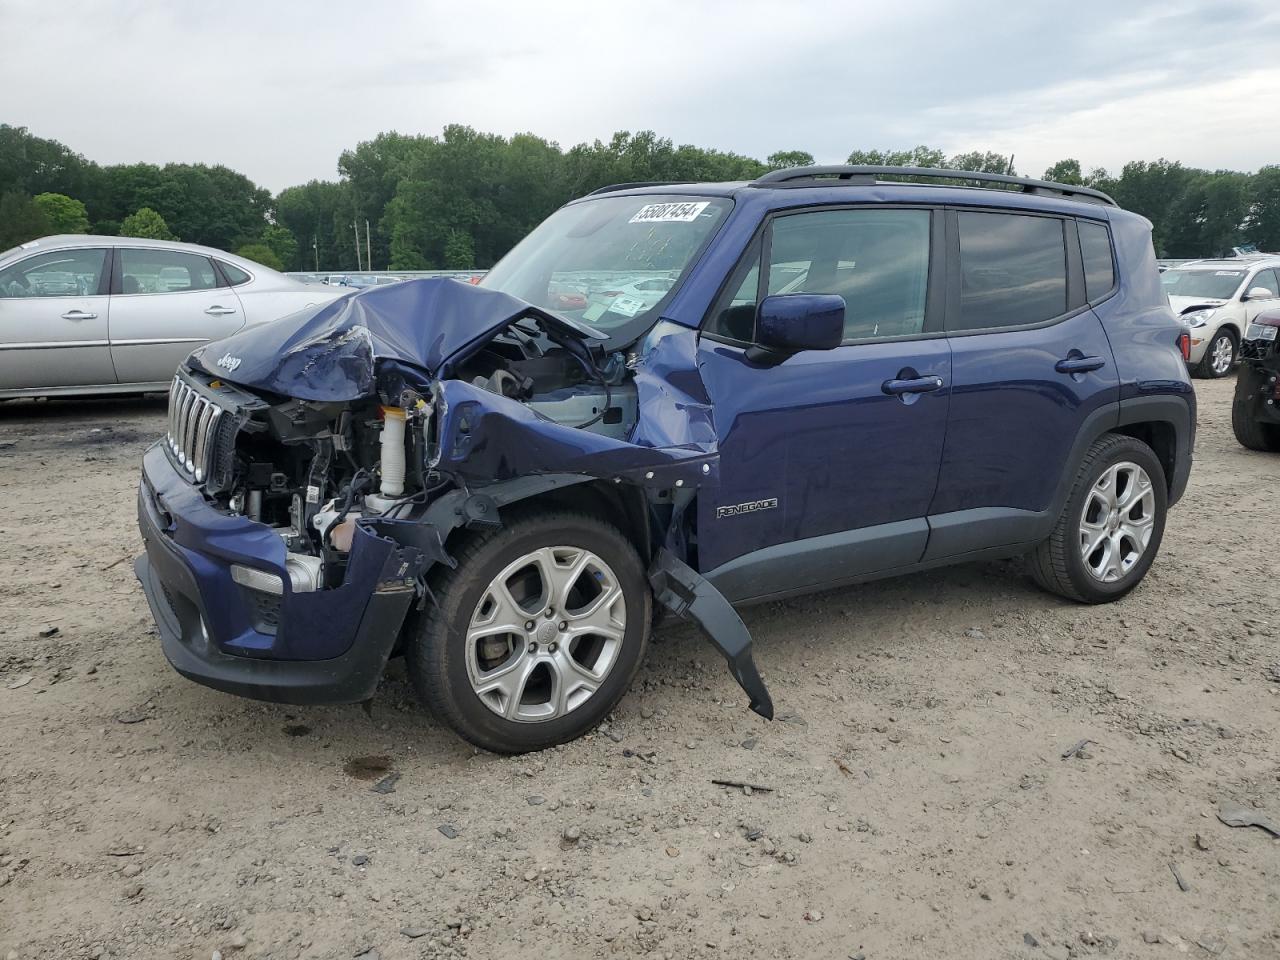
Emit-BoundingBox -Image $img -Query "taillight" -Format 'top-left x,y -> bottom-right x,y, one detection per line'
1177,332 -> 1191,362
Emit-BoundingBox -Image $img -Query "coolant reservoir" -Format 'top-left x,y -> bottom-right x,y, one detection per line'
380,406 -> 407,497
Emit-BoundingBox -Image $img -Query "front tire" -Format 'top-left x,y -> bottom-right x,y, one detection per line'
1030,434 -> 1168,604
1231,364 -> 1280,452
407,509 -> 651,753
1194,329 -> 1236,379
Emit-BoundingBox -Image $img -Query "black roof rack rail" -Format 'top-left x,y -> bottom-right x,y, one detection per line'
750,165 -> 1117,206
584,181 -> 694,197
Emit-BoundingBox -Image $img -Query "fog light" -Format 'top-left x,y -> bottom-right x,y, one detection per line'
231,564 -> 284,596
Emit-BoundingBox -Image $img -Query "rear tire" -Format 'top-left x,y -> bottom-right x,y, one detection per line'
407,508 -> 651,754
1231,364 -> 1280,452
1030,434 -> 1168,604
1194,329 -> 1236,378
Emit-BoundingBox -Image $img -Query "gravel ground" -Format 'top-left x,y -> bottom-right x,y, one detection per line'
1,375 -> 1278,960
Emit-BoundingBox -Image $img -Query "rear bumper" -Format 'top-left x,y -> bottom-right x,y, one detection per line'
134,442 -> 417,705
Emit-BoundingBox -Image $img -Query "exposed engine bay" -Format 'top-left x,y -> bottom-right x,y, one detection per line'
176,313 -> 637,595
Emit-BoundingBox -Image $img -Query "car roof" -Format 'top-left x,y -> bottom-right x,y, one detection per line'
0,234 -> 273,273
1168,257 -> 1280,271
576,175 -> 1126,221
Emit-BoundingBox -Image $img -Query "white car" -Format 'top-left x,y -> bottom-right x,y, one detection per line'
1161,256 -> 1280,378
0,235 -> 349,399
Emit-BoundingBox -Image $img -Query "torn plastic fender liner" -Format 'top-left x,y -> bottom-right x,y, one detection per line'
648,549 -> 774,720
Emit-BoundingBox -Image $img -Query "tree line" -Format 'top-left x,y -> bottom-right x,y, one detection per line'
2,123 -> 1278,272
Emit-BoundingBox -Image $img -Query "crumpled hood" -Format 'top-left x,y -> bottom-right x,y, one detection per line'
187,278 -> 603,402
1168,295 -> 1227,315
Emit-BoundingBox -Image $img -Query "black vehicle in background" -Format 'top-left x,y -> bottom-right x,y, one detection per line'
1233,309 -> 1280,451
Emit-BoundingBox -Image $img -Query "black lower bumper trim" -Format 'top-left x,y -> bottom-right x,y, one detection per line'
134,494 -> 415,706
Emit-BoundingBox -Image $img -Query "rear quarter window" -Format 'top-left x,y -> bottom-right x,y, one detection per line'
1078,220 -> 1115,302
218,261 -> 252,286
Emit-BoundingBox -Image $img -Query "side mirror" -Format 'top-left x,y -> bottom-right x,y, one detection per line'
1244,287 -> 1276,301
746,294 -> 845,366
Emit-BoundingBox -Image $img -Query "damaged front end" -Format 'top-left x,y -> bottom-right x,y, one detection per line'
135,278 -> 772,717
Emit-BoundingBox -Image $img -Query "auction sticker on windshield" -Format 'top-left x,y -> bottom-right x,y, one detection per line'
629,201 -> 710,224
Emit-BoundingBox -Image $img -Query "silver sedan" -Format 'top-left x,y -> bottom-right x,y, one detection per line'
0,235 -> 348,398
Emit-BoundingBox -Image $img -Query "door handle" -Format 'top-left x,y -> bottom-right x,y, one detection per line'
882,375 -> 944,396
61,310 -> 97,320
204,305 -> 237,316
1055,356 -> 1106,374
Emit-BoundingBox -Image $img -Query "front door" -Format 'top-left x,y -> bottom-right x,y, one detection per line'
0,245 -> 114,391
109,246 -> 245,385
695,205 -> 951,602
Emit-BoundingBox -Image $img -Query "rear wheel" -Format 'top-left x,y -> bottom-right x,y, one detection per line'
1231,364 -> 1280,451
1194,329 -> 1236,378
407,509 -> 650,753
1030,434 -> 1168,604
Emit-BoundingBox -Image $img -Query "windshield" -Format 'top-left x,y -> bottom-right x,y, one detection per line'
481,194 -> 732,342
1161,269 -> 1245,300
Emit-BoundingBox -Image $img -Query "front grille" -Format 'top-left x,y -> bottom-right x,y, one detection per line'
166,374 -> 229,485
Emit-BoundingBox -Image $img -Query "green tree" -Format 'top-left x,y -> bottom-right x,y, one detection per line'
236,242 -> 284,271
948,151 -> 1014,174
1244,165 -> 1280,251
442,229 -> 475,268
0,192 -> 52,249
261,223 -> 299,271
32,192 -> 90,233
274,179 -> 352,271
0,126 -> 100,216
1043,159 -> 1084,185
120,206 -> 177,240
846,146 -> 946,167
766,150 -> 815,169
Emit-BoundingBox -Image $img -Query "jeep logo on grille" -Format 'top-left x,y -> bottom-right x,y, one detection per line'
216,353 -> 242,372
716,497 -> 778,519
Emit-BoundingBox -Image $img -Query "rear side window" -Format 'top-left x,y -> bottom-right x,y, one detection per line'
1078,220 -> 1115,301
954,212 -> 1067,331
119,249 -> 218,294
217,261 -> 252,286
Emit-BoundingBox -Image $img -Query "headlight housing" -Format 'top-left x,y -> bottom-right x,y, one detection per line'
1178,309 -> 1214,329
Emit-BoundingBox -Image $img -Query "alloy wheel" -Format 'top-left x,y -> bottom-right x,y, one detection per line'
1210,334 -> 1234,375
1078,461 -> 1156,583
464,546 -> 625,722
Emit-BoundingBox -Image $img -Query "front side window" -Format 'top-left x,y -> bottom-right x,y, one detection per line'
709,208 -> 931,342
481,194 -> 732,343
119,249 -> 219,295
954,212 -> 1068,331
0,248 -> 107,298
1078,220 -> 1115,302
1246,268 -> 1279,298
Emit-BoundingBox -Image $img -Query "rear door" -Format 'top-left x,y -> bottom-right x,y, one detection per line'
696,205 -> 952,601
925,209 -> 1119,559
108,247 -> 245,385
0,246 -> 114,391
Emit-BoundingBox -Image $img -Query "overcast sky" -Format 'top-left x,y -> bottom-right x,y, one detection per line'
3,0 -> 1278,192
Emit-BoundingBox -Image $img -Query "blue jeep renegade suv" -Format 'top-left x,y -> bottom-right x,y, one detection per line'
135,166 -> 1195,752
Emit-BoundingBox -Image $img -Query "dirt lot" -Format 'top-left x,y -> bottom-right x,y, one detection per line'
1,375 -> 1278,960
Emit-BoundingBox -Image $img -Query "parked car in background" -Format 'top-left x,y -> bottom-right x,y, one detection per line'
1160,256 -> 1280,378
135,165 -> 1194,754
1233,308 -> 1280,451
0,236 -> 349,399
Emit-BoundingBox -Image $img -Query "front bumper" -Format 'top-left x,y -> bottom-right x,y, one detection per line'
134,442 -> 419,704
